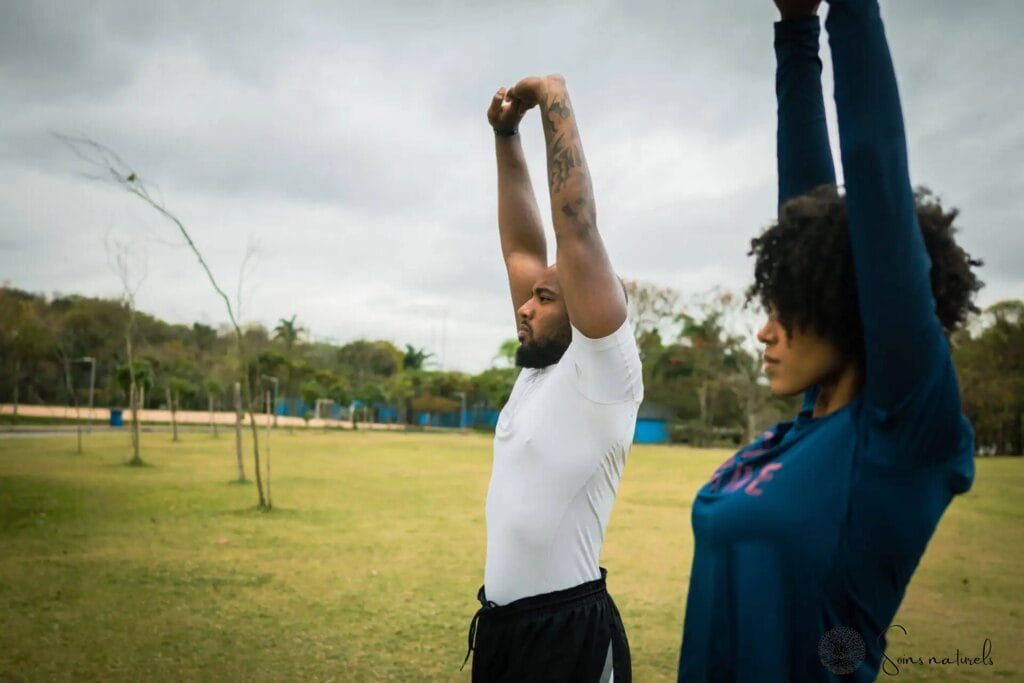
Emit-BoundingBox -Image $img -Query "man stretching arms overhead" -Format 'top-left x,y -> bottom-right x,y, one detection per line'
460,75 -> 643,682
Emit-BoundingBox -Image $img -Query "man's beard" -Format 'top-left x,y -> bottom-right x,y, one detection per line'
516,328 -> 571,369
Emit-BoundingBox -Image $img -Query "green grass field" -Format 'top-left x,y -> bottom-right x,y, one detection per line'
1,431 -> 1020,681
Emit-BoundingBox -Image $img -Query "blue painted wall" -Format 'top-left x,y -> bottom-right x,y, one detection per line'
633,418 -> 669,444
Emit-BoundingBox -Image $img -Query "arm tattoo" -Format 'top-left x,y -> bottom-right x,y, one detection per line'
560,187 -> 595,226
548,98 -> 572,122
543,88 -> 596,225
543,93 -> 584,194
548,134 -> 581,193
543,95 -> 572,137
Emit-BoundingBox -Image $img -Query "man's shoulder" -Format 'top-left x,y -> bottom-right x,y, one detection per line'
567,318 -> 638,356
561,320 -> 643,405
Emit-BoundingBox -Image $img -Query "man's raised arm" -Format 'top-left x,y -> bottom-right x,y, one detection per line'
508,75 -> 626,339
488,87 -> 547,324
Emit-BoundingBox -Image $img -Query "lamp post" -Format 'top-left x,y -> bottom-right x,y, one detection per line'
455,391 -> 467,434
77,357 -> 96,433
263,375 -> 279,428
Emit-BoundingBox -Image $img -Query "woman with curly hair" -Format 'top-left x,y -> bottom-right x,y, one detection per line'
676,1 -> 983,680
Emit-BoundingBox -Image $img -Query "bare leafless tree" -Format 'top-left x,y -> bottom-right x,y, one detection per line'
107,237 -> 146,466
57,348 -> 83,454
61,135 -> 269,507
624,279 -> 681,343
264,389 -> 273,509
692,288 -> 779,443
234,381 -> 246,482
59,136 -> 268,505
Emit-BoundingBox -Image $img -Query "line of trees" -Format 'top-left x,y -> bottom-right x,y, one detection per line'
953,301 -> 1024,455
627,284 -> 800,447
2,284 -> 1021,455
0,285 -> 519,432
624,282 -> 1023,454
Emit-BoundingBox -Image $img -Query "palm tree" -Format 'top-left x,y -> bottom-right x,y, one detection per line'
403,344 -> 435,370
273,315 -> 305,354
273,315 -> 306,403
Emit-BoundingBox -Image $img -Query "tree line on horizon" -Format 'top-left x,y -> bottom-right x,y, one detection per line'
0,285 -> 518,429
1,283 -> 1021,455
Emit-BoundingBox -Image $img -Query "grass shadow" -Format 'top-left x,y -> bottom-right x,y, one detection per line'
123,460 -> 154,468
218,505 -> 300,519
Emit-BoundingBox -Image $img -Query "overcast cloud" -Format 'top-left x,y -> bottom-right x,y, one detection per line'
2,1 -> 1021,371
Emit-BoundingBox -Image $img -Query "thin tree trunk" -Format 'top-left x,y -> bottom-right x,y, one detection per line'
242,366 -> 266,508
167,387 -> 179,442
745,409 -> 758,446
11,357 -> 19,426
208,393 -> 217,437
132,386 -> 142,463
127,323 -> 142,466
63,355 -> 83,455
698,384 -> 707,425
697,383 -> 709,445
129,383 -> 138,456
265,389 -> 272,509
86,360 -> 95,435
75,402 -> 83,454
129,381 -> 141,464
1017,411 -> 1023,456
234,381 -> 246,481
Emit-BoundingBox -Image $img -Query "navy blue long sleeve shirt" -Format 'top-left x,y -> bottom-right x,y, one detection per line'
677,4 -> 975,681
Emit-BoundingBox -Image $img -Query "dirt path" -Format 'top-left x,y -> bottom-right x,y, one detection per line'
0,404 -> 407,431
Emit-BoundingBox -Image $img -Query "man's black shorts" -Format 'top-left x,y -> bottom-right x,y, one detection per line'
463,568 -> 630,682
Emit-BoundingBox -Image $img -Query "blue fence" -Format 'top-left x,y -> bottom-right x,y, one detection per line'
274,396 -> 665,442
273,397 -> 667,442
412,407 -> 500,428
274,398 -> 341,419
274,398 -> 499,428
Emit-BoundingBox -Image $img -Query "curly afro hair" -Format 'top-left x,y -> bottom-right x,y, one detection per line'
746,184 -> 983,364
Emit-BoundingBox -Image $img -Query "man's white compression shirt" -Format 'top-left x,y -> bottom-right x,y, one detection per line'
483,318 -> 643,606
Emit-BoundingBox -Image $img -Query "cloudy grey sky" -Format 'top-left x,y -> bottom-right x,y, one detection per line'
2,1 -> 1021,372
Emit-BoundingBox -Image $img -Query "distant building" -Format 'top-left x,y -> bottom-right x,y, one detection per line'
633,401 -> 675,444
